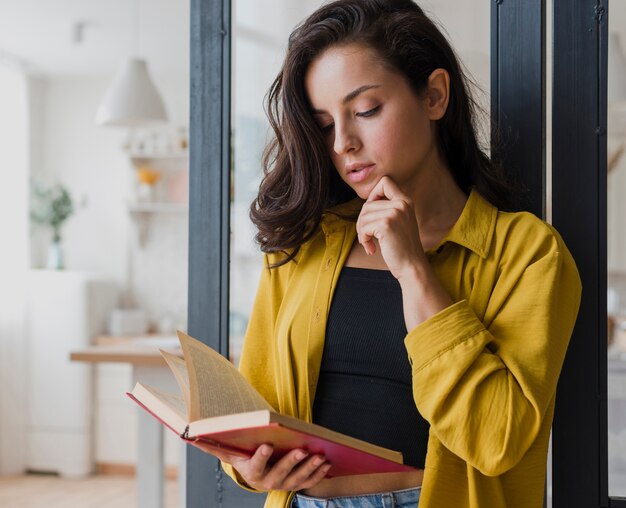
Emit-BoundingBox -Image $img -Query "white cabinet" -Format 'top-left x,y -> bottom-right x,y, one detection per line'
25,270 -> 117,478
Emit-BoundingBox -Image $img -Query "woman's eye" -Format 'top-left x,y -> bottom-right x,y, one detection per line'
318,105 -> 380,133
356,105 -> 381,117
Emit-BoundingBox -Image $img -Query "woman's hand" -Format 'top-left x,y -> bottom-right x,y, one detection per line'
359,176 -> 455,329
191,441 -> 331,492
357,176 -> 427,281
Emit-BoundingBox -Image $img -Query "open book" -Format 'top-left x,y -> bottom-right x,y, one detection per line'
127,330 -> 416,477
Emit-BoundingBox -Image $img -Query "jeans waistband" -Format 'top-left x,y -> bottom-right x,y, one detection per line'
292,485 -> 421,508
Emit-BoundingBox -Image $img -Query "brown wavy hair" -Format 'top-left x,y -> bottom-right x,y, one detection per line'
250,0 -> 515,267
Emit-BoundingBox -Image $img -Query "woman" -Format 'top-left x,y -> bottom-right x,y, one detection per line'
196,1 -> 582,507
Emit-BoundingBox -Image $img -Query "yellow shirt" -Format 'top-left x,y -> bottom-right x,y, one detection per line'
222,188 -> 582,508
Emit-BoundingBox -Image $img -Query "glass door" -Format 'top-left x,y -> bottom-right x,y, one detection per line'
187,0 -> 551,506
608,0 -> 626,500
228,0 -> 492,379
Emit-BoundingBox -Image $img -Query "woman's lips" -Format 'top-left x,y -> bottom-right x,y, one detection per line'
346,164 -> 375,183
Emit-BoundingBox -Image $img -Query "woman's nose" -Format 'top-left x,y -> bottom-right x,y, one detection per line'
333,122 -> 360,155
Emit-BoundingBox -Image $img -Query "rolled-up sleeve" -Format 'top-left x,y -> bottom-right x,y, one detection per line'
405,240 -> 581,476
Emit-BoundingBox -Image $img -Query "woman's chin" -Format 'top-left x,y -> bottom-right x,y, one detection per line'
353,181 -> 378,200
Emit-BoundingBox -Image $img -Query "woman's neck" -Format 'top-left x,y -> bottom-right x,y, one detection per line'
399,159 -> 468,241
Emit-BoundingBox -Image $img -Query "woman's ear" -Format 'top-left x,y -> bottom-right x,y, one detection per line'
426,68 -> 450,121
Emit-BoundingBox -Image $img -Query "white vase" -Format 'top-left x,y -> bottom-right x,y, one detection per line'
47,239 -> 64,270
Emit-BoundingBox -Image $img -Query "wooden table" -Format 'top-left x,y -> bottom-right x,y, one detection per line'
70,336 -> 185,508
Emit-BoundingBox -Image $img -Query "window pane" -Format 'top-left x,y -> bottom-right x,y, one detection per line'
608,2 -> 626,498
230,0 -> 329,365
229,0 -> 491,367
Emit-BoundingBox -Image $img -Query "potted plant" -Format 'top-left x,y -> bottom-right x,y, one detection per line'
30,180 -> 77,270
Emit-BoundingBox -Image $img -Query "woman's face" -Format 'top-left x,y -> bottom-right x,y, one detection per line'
304,43 -> 446,200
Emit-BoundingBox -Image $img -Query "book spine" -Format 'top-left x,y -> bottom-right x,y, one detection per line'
181,425 -> 190,440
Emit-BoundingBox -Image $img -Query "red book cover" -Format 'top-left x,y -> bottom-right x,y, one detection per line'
127,332 -> 418,479
195,424 -> 417,477
127,391 -> 416,477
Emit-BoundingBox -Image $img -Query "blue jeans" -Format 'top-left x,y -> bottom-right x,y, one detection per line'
290,486 -> 421,508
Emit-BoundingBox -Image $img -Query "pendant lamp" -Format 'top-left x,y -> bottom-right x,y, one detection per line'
96,58 -> 167,126
95,0 -> 168,127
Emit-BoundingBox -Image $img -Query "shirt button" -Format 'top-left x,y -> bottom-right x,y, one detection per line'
314,308 -> 321,322
324,257 -> 333,270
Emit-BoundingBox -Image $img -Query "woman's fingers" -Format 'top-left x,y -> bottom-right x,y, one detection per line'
360,197 -> 413,212
254,449 -> 319,490
366,175 -> 410,203
357,207 -> 406,255
190,440 -> 232,462
281,454 -> 330,491
238,444 -> 275,485
363,239 -> 376,256
295,461 -> 332,490
357,185 -> 415,257
191,443 -> 330,492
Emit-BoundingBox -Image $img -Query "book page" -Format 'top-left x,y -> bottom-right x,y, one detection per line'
177,330 -> 272,421
140,383 -> 189,420
130,383 -> 189,435
160,349 -> 191,418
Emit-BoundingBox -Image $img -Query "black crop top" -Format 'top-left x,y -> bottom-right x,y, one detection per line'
311,267 -> 430,469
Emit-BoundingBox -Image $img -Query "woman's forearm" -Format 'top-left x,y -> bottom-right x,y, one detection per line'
397,262 -> 453,332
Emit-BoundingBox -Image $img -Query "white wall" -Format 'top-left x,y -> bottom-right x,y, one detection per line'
0,63 -> 29,475
30,71 -> 189,468
32,76 -> 128,286
609,161 -> 626,273
609,2 -> 626,275
32,71 -> 189,324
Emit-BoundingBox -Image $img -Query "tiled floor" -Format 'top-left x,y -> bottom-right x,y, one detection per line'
0,474 -> 178,508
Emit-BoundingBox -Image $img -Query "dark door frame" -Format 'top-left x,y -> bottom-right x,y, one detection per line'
491,4 -> 546,507
491,0 -> 545,218
187,0 -> 611,506
551,0 -> 612,507
187,0 -> 234,506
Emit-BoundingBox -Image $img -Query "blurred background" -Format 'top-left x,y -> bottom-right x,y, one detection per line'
1,0 -> 626,507
0,0 -> 189,506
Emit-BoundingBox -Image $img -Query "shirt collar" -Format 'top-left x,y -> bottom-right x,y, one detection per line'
432,188 -> 497,259
321,187 -> 497,259
321,197 -> 364,235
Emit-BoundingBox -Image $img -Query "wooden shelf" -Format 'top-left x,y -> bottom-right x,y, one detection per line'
124,148 -> 189,246
127,202 -> 187,246
128,202 -> 187,213
71,334 -> 182,366
126,150 -> 188,160
94,333 -> 179,346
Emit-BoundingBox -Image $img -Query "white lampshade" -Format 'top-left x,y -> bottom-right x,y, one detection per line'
96,58 -> 168,127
